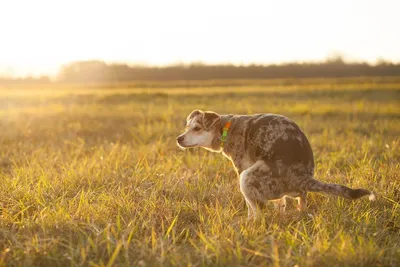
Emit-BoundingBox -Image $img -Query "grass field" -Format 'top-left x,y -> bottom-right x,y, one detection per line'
0,78 -> 399,266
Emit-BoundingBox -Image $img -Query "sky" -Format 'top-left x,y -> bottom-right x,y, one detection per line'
0,0 -> 399,77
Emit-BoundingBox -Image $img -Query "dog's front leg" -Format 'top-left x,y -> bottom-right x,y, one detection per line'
245,200 -> 255,220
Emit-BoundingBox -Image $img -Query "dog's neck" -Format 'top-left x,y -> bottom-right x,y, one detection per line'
219,114 -> 234,131
218,114 -> 251,174
210,114 -> 234,152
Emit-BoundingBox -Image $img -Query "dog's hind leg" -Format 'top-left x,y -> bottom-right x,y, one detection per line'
272,197 -> 286,218
296,192 -> 307,213
297,192 -> 313,218
240,161 -> 275,221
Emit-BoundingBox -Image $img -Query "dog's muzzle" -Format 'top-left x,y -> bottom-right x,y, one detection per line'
176,135 -> 185,146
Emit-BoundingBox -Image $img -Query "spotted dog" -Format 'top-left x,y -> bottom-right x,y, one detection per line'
176,110 -> 375,219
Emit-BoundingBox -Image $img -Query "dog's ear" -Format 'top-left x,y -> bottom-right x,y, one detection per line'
203,111 -> 220,129
187,110 -> 203,121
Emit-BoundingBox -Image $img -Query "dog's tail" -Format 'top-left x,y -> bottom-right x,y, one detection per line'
305,178 -> 376,201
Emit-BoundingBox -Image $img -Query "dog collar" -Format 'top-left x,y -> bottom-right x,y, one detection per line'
220,121 -> 232,147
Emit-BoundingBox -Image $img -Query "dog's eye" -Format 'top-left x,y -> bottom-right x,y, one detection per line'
193,126 -> 201,131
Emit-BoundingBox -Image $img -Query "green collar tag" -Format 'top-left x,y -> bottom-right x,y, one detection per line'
220,121 -> 232,147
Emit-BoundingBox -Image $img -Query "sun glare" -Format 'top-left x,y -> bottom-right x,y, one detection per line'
0,0 -> 399,77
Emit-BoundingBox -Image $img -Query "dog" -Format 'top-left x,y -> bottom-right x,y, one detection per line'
176,110 -> 375,219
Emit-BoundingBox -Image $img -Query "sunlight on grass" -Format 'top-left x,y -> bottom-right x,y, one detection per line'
0,78 -> 399,266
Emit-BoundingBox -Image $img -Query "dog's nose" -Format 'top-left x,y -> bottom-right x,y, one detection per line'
177,136 -> 184,143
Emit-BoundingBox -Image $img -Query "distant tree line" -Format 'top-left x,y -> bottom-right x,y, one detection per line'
0,75 -> 50,84
2,57 -> 400,84
57,58 -> 400,83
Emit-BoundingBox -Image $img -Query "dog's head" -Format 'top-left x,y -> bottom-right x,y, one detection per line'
176,110 -> 221,151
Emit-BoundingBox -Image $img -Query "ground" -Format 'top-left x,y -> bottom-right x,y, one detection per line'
0,77 -> 399,266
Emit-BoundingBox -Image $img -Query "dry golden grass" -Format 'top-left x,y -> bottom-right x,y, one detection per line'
0,78 -> 399,266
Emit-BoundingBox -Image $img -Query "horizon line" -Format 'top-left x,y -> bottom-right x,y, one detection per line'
1,56 -> 400,79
